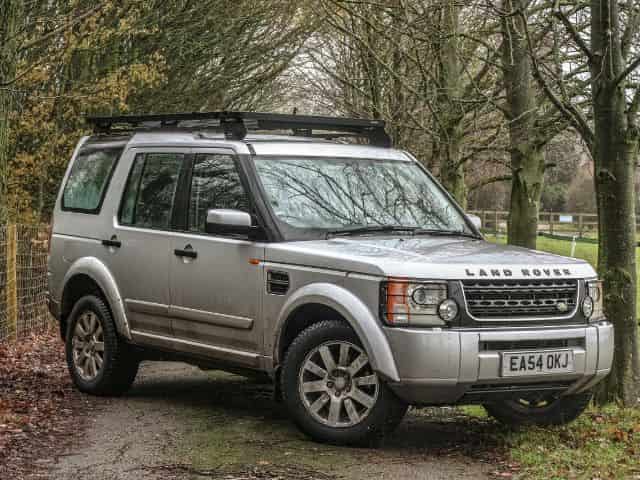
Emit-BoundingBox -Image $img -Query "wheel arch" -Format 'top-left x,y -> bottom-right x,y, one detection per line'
273,283 -> 400,382
60,257 -> 131,340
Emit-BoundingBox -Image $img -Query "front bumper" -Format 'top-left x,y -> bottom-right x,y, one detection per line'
384,321 -> 613,405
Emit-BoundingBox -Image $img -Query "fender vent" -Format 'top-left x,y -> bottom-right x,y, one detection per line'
267,271 -> 289,295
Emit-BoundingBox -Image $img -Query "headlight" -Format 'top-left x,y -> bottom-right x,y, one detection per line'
586,280 -> 604,321
381,279 -> 456,327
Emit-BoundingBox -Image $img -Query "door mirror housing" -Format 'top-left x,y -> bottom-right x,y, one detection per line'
205,209 -> 253,236
467,214 -> 482,230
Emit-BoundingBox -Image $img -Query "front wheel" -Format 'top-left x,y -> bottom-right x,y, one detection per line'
281,320 -> 407,446
484,392 -> 592,426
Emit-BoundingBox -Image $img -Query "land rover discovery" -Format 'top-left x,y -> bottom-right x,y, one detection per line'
47,112 -> 613,445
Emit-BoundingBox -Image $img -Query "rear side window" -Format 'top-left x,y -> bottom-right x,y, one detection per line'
119,152 -> 184,229
62,148 -> 121,213
188,153 -> 250,232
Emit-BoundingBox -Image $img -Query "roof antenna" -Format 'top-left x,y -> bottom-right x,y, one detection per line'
291,107 -> 311,137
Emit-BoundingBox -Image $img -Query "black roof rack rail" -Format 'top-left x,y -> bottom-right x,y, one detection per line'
85,111 -> 392,147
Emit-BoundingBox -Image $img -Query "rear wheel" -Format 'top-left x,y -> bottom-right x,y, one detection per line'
484,392 -> 592,426
65,295 -> 139,396
281,320 -> 407,446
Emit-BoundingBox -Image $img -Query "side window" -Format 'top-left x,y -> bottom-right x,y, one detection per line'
119,152 -> 184,229
62,148 -> 121,213
188,154 -> 250,233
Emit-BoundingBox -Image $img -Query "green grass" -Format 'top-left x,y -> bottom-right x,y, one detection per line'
486,234 -> 640,319
462,405 -> 640,479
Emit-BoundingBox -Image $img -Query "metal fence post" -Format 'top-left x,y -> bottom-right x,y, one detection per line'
6,223 -> 17,339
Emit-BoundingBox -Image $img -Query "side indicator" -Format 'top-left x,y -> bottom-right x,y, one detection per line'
249,258 -> 261,265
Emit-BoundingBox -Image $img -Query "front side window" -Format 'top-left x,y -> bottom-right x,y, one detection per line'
188,153 -> 249,232
120,153 -> 184,229
62,148 -> 121,212
253,156 -> 470,236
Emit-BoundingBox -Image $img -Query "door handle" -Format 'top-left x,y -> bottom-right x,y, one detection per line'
174,246 -> 197,259
102,237 -> 122,248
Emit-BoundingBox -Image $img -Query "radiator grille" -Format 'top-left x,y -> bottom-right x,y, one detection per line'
462,279 -> 579,319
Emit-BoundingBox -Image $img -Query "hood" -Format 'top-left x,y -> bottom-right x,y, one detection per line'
265,236 -> 596,280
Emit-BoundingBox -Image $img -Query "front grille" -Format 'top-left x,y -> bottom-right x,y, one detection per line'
462,279 -> 579,319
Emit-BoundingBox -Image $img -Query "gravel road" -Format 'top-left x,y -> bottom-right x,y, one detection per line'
50,362 -> 496,480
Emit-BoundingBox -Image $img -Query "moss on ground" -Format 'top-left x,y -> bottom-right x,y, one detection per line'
174,372 -> 503,478
174,372 -> 354,474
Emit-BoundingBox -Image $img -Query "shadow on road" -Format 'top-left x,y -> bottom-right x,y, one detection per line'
123,363 -> 505,471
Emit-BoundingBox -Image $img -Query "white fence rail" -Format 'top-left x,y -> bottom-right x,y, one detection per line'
469,211 -> 640,238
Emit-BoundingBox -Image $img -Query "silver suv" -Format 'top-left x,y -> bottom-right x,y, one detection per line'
48,112 -> 613,445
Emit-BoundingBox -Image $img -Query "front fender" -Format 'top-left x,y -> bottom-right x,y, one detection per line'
274,283 -> 400,382
61,257 -> 131,339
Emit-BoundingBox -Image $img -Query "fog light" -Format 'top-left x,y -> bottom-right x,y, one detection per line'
438,299 -> 458,321
582,296 -> 594,319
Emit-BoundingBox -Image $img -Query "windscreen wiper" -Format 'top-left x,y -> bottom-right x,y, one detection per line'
326,225 -> 420,239
414,229 -> 481,239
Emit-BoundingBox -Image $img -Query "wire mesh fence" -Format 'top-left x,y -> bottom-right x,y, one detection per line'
0,224 -> 51,342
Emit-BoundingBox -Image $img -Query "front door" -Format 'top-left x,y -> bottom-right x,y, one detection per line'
168,150 -> 264,367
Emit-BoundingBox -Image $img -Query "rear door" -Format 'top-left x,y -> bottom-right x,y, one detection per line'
106,148 -> 189,337
168,149 -> 264,367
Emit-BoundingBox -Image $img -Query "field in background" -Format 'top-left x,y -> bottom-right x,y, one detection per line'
486,234 -> 640,319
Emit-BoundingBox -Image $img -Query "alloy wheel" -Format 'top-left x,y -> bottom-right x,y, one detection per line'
298,341 -> 379,428
72,310 -> 105,381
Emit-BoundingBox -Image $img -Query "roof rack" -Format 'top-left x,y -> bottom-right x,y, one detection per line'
85,111 -> 392,147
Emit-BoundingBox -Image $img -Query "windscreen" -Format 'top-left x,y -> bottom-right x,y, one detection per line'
253,156 -> 470,235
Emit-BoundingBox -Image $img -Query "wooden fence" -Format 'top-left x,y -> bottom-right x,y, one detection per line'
0,224 -> 51,342
469,211 -> 640,238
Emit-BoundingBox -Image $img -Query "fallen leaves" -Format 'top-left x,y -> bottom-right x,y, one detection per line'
0,331 -> 95,479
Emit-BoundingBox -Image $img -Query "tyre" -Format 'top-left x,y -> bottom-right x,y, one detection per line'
65,295 -> 139,396
484,391 -> 592,426
281,320 -> 407,446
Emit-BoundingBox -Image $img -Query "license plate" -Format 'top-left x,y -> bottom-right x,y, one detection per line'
501,349 -> 574,377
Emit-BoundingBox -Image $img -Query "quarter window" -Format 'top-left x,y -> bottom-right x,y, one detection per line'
62,148 -> 121,213
120,153 -> 184,229
188,154 -> 249,232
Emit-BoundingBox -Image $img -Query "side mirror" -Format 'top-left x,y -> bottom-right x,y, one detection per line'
205,209 -> 253,235
467,214 -> 482,230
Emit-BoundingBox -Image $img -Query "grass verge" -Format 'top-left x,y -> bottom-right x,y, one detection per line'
463,405 -> 640,479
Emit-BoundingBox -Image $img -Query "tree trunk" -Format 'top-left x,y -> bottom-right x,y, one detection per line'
0,0 -> 21,224
590,0 -> 639,406
437,123 -> 466,207
502,0 -> 545,249
435,2 -> 466,208
507,148 -> 545,247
